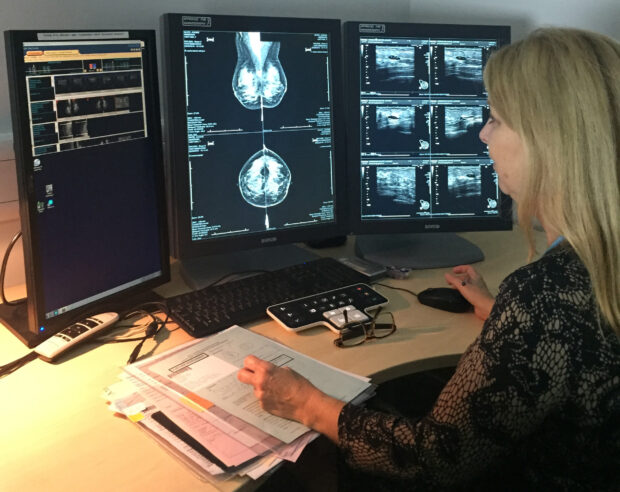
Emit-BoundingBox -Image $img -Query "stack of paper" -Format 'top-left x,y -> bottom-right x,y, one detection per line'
103,325 -> 375,483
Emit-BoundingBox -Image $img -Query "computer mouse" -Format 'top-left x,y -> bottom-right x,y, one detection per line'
417,287 -> 472,313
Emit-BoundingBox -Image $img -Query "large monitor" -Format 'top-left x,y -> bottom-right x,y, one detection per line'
1,30 -> 170,347
345,22 -> 512,269
161,14 -> 347,288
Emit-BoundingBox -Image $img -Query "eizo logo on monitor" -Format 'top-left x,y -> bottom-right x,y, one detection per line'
261,237 -> 277,244
425,224 -> 441,230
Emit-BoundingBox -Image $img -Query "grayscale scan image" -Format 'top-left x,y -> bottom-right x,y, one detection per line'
445,106 -> 483,139
239,147 -> 291,208
232,32 -> 288,110
376,106 -> 415,134
377,167 -> 416,204
375,46 -> 415,83
444,48 -> 482,82
447,166 -> 482,198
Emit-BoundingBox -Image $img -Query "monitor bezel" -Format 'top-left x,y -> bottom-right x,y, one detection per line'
160,13 -> 348,260
344,21 -> 513,236
3,29 -> 170,346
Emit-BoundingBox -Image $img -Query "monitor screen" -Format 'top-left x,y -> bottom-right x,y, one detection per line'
2,30 -> 169,347
345,22 -> 512,268
161,14 -> 346,284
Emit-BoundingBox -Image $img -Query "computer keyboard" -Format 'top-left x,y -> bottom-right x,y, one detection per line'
166,257 -> 369,337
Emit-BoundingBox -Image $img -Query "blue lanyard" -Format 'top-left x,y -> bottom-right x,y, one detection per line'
545,235 -> 565,254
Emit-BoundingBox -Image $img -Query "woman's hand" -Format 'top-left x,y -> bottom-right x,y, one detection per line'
445,265 -> 495,320
237,355 -> 344,442
237,355 -> 316,422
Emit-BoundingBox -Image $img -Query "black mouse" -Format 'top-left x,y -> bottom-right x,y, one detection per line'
417,287 -> 472,313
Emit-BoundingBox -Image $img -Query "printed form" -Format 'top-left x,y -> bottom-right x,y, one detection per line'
125,325 -> 372,443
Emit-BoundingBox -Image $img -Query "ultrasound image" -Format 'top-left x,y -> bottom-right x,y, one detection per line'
376,106 -> 415,134
377,167 -> 416,204
375,46 -> 415,84
447,166 -> 482,198
444,48 -> 482,82
445,106 -> 483,139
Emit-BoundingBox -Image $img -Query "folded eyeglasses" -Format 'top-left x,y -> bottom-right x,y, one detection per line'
333,306 -> 396,348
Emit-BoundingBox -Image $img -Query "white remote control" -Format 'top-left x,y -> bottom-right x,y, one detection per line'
34,312 -> 119,361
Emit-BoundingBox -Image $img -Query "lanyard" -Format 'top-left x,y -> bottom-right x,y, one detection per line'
545,235 -> 565,254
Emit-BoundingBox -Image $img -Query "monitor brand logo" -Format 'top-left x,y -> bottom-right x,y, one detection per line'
182,16 -> 212,28
425,224 -> 441,230
261,237 -> 278,244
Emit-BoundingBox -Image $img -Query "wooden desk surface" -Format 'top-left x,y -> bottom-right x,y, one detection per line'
0,228 -> 545,491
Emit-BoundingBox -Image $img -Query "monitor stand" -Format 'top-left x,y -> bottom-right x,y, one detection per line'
0,299 -> 35,347
355,233 -> 484,269
0,289 -> 165,348
178,244 -> 320,291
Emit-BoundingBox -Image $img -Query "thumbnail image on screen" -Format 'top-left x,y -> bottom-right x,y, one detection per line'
182,29 -> 337,242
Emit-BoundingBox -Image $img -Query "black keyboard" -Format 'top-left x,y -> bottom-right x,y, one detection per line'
166,257 -> 368,337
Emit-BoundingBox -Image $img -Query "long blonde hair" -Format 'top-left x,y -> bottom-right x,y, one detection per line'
484,28 -> 620,334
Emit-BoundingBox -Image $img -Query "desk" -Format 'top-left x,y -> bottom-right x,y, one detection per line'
0,228 -> 545,491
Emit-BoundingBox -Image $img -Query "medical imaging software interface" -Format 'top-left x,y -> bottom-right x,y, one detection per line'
358,35 -> 501,220
183,29 -> 337,242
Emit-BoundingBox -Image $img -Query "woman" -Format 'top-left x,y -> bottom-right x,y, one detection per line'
238,28 -> 620,489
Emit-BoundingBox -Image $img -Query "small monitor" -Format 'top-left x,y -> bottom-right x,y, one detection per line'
161,14 -> 346,288
345,22 -> 512,269
1,30 -> 169,347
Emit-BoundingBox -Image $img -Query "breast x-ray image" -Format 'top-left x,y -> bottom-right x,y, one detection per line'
184,29 -> 336,236
376,106 -> 415,135
444,48 -> 482,82
239,147 -> 291,208
377,167 -> 416,205
232,32 -> 287,110
445,106 -> 483,139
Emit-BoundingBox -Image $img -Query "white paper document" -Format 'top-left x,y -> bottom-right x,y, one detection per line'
125,325 -> 372,443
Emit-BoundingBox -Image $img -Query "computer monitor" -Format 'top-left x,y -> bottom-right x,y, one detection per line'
1,30 -> 170,347
160,14 -> 347,289
344,22 -> 512,269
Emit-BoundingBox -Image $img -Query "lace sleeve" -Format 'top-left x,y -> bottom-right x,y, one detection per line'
338,266 -> 578,487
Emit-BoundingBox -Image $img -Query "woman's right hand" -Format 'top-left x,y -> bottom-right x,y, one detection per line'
445,265 -> 495,320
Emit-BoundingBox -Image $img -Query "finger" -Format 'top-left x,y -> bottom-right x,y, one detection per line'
243,355 -> 268,372
451,265 -> 470,274
444,272 -> 463,287
237,367 -> 256,385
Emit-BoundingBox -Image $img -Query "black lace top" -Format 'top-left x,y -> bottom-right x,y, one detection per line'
338,245 -> 620,490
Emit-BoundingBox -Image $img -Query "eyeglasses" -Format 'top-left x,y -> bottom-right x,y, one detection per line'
333,306 -> 396,348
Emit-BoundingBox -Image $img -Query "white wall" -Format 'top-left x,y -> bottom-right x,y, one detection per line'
0,0 -> 618,286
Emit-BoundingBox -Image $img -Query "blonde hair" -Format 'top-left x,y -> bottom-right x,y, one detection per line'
484,28 -> 620,334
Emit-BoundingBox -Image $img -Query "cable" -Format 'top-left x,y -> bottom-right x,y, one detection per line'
374,282 -> 419,298
0,231 -> 25,306
0,351 -> 38,378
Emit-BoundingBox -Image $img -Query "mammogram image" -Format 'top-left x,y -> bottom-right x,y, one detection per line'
444,48 -> 482,82
447,166 -> 481,198
238,147 -> 291,207
232,32 -> 287,110
375,46 -> 415,84
376,106 -> 415,135
445,106 -> 483,139
377,167 -> 416,204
